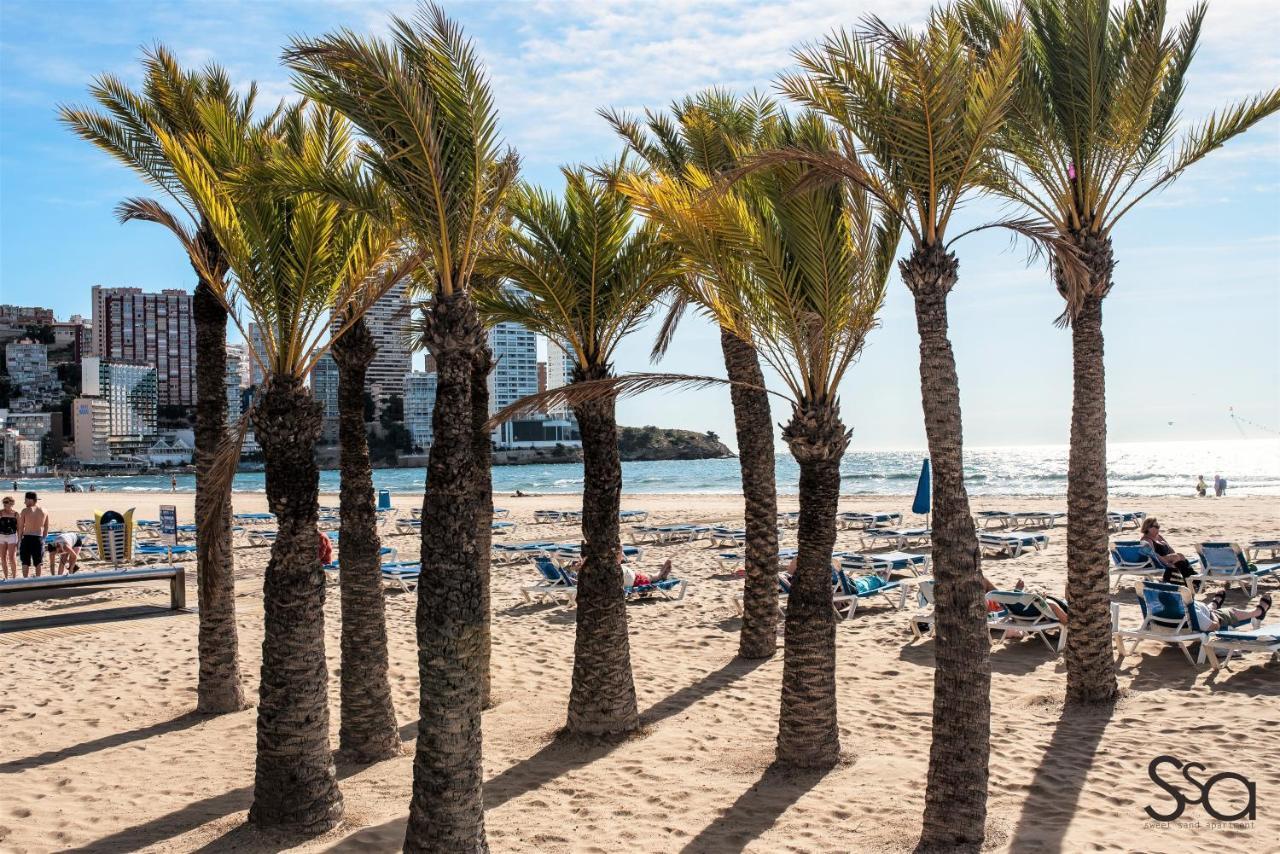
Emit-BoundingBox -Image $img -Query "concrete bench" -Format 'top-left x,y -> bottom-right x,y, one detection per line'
0,566 -> 187,610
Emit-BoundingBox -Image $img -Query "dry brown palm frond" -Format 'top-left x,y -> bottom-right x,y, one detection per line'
482,372 -> 777,432
205,408 -> 253,522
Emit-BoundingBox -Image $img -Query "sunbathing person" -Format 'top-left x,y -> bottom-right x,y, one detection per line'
983,574 -> 1069,624
623,557 -> 673,589
1194,590 -> 1271,631
1140,517 -> 1197,587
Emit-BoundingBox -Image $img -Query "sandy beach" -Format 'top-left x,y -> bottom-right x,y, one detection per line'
1,490 -> 1276,853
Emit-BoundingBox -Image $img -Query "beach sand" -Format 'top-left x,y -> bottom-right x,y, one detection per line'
0,491 -> 1276,853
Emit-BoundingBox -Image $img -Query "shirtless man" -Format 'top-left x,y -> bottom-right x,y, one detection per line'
18,492 -> 48,577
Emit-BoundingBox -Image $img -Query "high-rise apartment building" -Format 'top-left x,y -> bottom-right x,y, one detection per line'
403,371 -> 438,452
361,279 -> 413,411
91,286 -> 196,406
246,323 -> 267,388
72,397 -> 110,463
309,353 -> 340,444
80,356 -> 158,457
5,338 -> 61,409
226,350 -> 243,423
544,338 -> 576,418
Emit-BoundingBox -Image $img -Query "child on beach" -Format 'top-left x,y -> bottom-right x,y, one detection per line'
0,496 -> 18,579
17,492 -> 48,578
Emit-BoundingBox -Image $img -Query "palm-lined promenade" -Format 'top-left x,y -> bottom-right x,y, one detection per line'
1,0 -> 1278,852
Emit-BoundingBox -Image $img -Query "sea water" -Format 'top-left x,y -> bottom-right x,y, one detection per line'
14,439 -> 1279,498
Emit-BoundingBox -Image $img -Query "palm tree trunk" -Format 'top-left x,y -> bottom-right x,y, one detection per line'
904,244 -> 990,851
191,248 -> 246,714
248,376 -> 342,833
405,294 -> 488,853
567,370 -> 639,737
720,327 -> 779,660
471,347 -> 494,709
776,401 -> 846,767
332,317 -> 400,764
1063,230 -> 1118,705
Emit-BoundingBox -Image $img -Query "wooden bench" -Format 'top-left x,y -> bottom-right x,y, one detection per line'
0,566 -> 187,610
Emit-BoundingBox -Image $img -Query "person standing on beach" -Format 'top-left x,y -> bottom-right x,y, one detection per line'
0,496 -> 19,579
1213,474 -> 1223,497
17,492 -> 48,577
1220,476 -> 1228,496
1196,475 -> 1207,497
171,474 -> 177,493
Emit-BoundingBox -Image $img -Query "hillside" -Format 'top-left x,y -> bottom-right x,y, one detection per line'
616,425 -> 734,461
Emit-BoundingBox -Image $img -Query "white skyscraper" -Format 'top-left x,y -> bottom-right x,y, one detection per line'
486,302 -> 539,445
543,338 -> 576,418
362,279 -> 413,411
403,371 -> 437,451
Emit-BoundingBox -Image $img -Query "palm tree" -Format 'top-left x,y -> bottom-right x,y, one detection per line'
59,47 -> 268,715
624,112 -> 897,766
331,311 -> 400,763
161,101 -> 404,833
775,10 -> 1034,845
477,168 -> 680,736
285,5 -> 517,848
603,90 -> 783,661
959,0 -> 1280,705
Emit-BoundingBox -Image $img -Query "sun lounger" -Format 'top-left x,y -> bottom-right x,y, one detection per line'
625,576 -> 688,601
833,570 -> 905,619
1109,540 -> 1168,589
491,541 -> 556,564
135,543 -> 197,563
522,556 -> 578,606
247,529 -> 276,547
861,528 -> 931,550
1114,581 -> 1216,666
619,510 -> 648,523
974,511 -> 1014,529
978,531 -> 1049,558
716,552 -> 745,572
908,578 -> 936,639
839,550 -> 930,578
1192,542 -> 1279,597
731,571 -> 790,616
1010,511 -> 1065,529
1247,539 -> 1280,561
1107,510 -> 1147,532
493,507 -> 510,518
710,527 -> 746,547
492,521 -> 516,536
837,511 -> 902,530
534,510 -> 565,523
986,590 -> 1067,653
1202,623 -> 1280,671
777,511 -> 800,529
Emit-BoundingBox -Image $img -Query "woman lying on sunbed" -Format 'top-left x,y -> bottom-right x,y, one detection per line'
982,574 -> 1069,625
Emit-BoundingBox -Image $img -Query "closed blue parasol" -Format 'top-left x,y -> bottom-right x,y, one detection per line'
912,458 -> 931,519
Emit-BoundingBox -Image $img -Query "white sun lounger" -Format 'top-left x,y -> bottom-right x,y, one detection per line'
908,578 -> 936,639
837,511 -> 903,530
1247,539 -> 1280,561
839,550 -> 930,578
861,528 -> 931,550
978,531 -> 1049,558
1107,511 -> 1147,532
987,590 -> 1067,653
522,557 -> 578,606
1202,624 -> 1280,671
1192,542 -> 1280,598
1114,581 -> 1212,667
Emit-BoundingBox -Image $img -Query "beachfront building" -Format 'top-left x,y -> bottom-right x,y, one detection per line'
0,427 -> 40,473
361,279 -> 413,412
226,342 -> 250,389
544,338 -> 575,418
403,370 -> 437,452
91,285 -> 196,406
309,353 -> 340,444
226,350 -> 244,423
246,323 -> 267,388
71,397 -> 110,464
145,435 -> 194,466
4,338 -> 62,410
487,297 -> 540,446
80,356 -> 158,459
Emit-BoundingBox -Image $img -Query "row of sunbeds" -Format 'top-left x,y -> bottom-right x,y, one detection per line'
1110,540 -> 1280,596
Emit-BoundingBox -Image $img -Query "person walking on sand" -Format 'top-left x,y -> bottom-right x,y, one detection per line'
0,496 -> 19,579
1196,475 -> 1207,497
17,492 -> 48,578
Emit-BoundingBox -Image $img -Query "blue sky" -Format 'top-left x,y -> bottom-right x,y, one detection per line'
1,0 -> 1277,449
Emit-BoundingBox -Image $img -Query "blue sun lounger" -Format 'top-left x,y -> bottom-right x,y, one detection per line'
1247,540 -> 1280,561
619,510 -> 648,523
1107,511 -> 1147,532
833,569 -> 904,619
625,576 -> 688,601
978,531 -> 1049,558
135,542 -> 197,562
1113,580 -> 1239,667
1193,542 -> 1279,598
522,556 -> 577,606
1202,623 -> 1280,671
839,550 -> 930,578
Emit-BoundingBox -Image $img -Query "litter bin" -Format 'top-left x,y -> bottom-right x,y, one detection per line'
377,489 -> 392,511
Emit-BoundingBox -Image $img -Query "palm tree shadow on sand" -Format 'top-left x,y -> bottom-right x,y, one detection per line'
678,762 -> 833,853
1006,701 -> 1116,854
